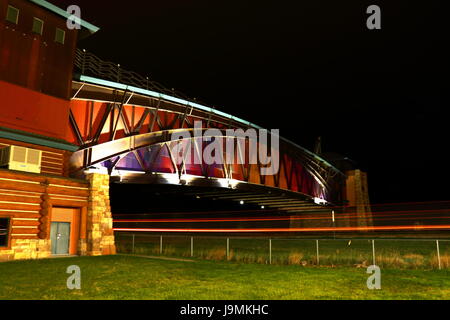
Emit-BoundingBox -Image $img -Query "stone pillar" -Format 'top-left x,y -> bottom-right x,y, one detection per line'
85,173 -> 116,256
345,169 -> 373,228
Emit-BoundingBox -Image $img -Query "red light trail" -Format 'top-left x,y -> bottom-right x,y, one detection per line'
114,215 -> 450,224
113,225 -> 450,233
112,204 -> 450,234
113,208 -> 450,223
113,208 -> 450,220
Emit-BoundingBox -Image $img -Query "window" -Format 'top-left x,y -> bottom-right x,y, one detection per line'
32,17 -> 44,35
55,28 -> 65,44
0,218 -> 10,247
6,5 -> 19,24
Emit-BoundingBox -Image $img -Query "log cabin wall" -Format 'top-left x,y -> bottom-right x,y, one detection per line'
0,0 -> 113,261
0,167 -> 89,261
0,137 -> 70,176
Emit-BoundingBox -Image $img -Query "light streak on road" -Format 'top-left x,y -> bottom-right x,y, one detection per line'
114,225 -> 450,233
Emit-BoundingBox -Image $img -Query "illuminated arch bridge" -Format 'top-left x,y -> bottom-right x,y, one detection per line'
68,49 -> 345,212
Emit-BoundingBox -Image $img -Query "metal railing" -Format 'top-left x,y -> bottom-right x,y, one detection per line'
74,48 -> 192,101
115,233 -> 450,270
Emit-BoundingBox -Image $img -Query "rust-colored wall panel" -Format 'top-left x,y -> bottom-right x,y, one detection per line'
248,164 -> 260,184
278,162 -> 288,190
264,173 -> 275,188
0,0 -> 78,100
0,80 -> 70,141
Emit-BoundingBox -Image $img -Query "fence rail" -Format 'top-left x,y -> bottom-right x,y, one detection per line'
74,48 -> 194,101
115,233 -> 450,270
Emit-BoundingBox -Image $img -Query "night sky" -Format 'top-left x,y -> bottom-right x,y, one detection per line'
52,0 -> 447,204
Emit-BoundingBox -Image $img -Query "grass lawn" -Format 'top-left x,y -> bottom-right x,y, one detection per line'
0,255 -> 449,300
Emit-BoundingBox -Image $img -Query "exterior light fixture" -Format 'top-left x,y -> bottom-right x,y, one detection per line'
314,197 -> 327,205
84,166 -> 108,175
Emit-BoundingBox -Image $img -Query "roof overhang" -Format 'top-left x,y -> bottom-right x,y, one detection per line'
0,126 -> 79,152
28,0 -> 100,34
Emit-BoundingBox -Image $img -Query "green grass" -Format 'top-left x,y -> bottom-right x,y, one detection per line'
116,234 -> 450,269
1,255 -> 450,299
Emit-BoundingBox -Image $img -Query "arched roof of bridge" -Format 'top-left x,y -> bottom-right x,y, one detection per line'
73,74 -> 344,180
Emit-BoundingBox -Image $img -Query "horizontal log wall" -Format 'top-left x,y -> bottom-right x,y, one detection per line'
0,138 -> 71,176
0,168 -> 88,261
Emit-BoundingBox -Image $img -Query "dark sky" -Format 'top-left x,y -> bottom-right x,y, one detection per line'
52,0 -> 448,203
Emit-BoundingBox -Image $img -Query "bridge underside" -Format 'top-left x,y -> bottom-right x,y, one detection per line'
109,177 -> 344,235
111,173 -> 326,212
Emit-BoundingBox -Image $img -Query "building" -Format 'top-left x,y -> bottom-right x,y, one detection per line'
0,0 -> 115,261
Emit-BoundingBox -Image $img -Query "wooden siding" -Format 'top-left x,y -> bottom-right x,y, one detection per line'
0,137 -> 70,176
0,168 -> 88,244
